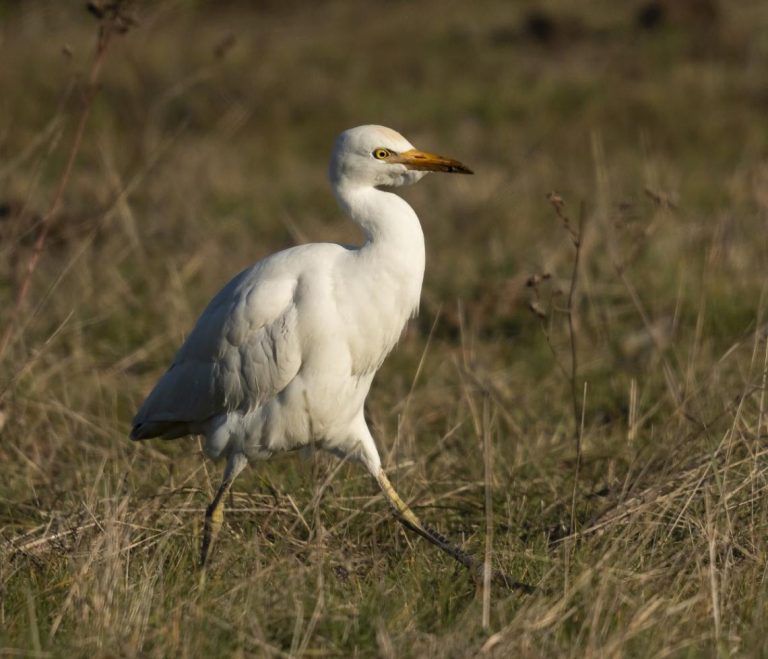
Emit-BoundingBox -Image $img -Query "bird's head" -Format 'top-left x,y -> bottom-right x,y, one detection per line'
329,125 -> 473,189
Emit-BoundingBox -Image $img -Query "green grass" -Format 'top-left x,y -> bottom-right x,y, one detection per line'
2,1 -> 768,656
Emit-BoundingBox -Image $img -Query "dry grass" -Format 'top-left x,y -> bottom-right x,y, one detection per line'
1,1 -> 768,656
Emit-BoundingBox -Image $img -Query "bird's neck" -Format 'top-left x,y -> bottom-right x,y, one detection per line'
334,183 -> 425,261
334,182 -> 426,317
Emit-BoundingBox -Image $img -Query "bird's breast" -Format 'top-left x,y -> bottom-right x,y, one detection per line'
337,261 -> 421,377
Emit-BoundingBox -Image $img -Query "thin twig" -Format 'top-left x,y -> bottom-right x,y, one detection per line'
546,192 -> 586,432
482,395 -> 493,630
544,193 -> 587,541
570,382 -> 588,534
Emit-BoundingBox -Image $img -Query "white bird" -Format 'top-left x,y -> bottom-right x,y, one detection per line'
131,125 -> 523,586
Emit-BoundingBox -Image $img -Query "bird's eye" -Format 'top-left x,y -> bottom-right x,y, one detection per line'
372,148 -> 391,160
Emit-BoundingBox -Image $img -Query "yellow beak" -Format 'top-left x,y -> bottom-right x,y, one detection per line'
392,148 -> 473,174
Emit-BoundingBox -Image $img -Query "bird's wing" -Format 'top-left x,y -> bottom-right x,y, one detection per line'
131,264 -> 301,438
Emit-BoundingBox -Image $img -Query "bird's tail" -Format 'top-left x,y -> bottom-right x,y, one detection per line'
130,420 -> 189,441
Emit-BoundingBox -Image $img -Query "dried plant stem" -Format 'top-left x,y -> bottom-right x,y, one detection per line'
571,381 -> 588,534
482,395 -> 493,630
562,200 -> 585,432
567,216 -> 585,533
544,193 -> 586,434
0,19 -> 118,361
546,193 -> 587,532
758,335 -> 768,442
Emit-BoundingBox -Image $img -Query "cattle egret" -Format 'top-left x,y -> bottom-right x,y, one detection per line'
131,125 -> 527,589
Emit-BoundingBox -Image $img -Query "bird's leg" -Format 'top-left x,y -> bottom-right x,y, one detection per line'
200,452 -> 247,567
376,469 -> 478,569
200,482 -> 230,567
376,469 -> 535,594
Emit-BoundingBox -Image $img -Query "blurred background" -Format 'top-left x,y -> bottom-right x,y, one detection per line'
1,1 -> 767,656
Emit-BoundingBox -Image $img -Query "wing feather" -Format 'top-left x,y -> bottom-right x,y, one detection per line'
131,264 -> 301,439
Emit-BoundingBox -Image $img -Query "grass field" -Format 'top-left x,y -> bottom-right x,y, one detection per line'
2,1 -> 768,656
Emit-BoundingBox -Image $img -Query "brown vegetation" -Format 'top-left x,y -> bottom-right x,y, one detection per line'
1,1 -> 767,656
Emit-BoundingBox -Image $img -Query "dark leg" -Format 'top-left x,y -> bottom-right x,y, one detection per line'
200,452 -> 247,567
376,469 -> 534,593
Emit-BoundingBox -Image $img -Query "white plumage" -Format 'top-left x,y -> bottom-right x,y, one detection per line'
131,125 -> 479,570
